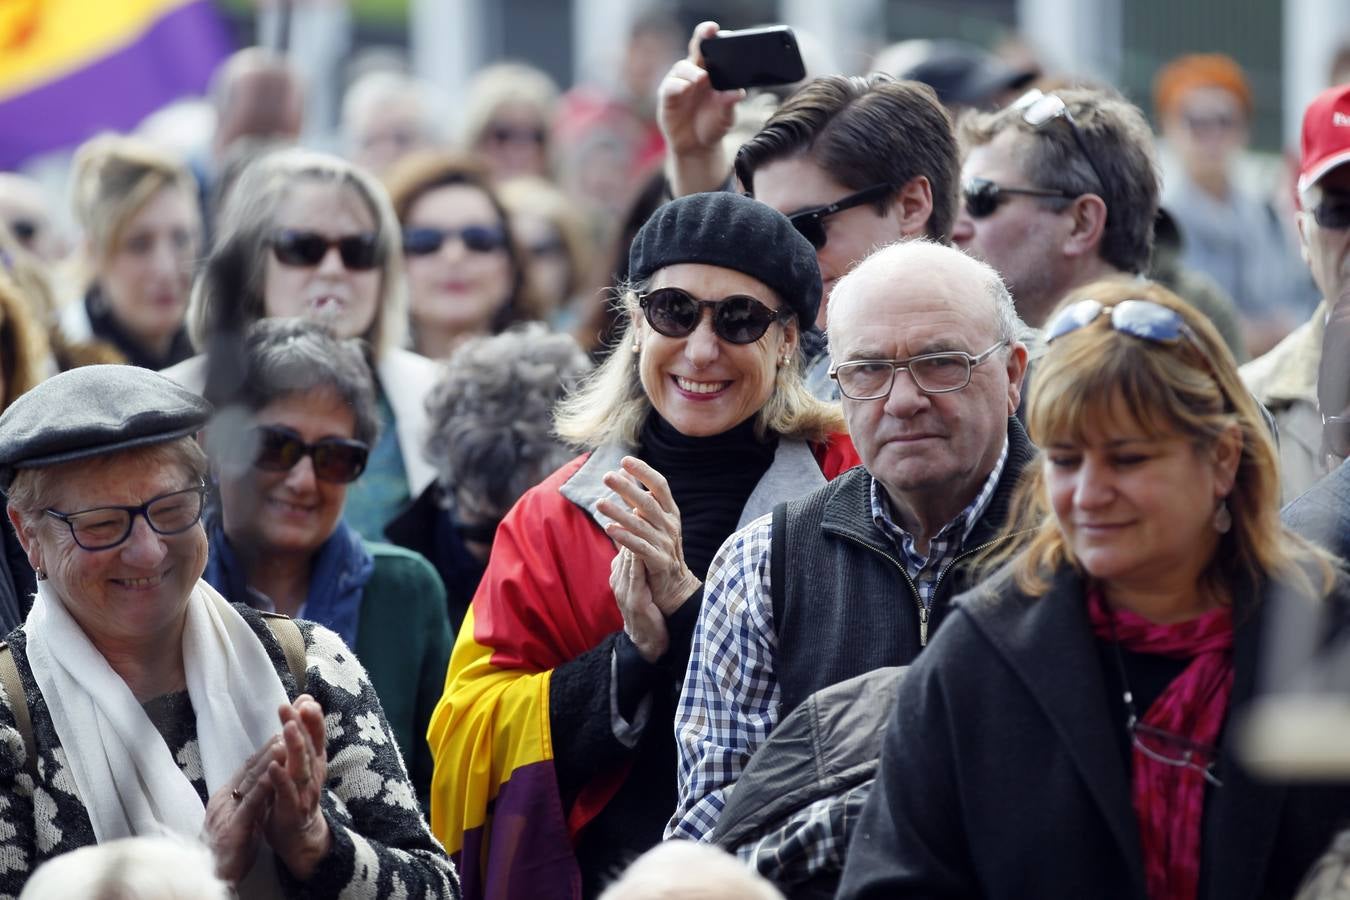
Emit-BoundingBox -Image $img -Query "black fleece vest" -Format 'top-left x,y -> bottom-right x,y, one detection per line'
770,418 -> 1037,718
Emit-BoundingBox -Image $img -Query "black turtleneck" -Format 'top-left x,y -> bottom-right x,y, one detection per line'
636,412 -> 778,580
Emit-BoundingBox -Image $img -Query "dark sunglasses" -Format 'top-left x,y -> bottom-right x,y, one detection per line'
6,219 -> 37,243
253,424 -> 370,484
963,177 -> 1076,219
270,229 -> 379,271
1014,89 -> 1112,195
403,225 -> 508,256
1311,192 -> 1350,230
486,124 -> 546,146
638,287 -> 791,345
787,183 -> 893,250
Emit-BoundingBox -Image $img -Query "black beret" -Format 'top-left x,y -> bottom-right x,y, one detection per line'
628,191 -> 822,326
0,365 -> 212,490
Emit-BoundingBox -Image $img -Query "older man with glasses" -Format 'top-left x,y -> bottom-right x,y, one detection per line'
666,240 -> 1034,895
1243,83 -> 1350,504
953,86 -> 1160,329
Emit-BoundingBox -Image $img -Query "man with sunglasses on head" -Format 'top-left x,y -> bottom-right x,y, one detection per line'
953,86 -> 1160,330
668,240 -> 1034,895
658,21 -> 960,397
1242,84 -> 1350,504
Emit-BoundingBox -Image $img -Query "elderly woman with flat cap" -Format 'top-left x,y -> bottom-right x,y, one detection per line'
427,191 -> 859,897
0,366 -> 458,897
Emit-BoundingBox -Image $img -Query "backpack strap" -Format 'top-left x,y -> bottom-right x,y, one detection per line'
769,501 -> 788,631
260,613 -> 308,696
0,643 -> 37,780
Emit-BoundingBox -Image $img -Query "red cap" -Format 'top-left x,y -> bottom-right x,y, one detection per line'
1299,83 -> 1350,197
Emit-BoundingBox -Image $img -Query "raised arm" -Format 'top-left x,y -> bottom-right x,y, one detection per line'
658,20 -> 746,197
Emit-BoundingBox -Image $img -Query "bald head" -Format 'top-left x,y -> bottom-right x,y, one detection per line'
211,48 -> 304,158
828,240 -> 1017,356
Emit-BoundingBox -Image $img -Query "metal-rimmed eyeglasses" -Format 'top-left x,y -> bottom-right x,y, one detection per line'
787,183 -> 894,250
1013,89 -> 1112,196
1126,702 -> 1224,788
829,340 -> 1008,401
43,483 -> 208,551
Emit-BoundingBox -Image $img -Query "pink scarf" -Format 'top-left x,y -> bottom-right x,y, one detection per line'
1088,588 -> 1234,900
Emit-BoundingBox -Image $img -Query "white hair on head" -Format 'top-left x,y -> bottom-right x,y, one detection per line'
597,841 -> 785,900
826,239 -> 1025,354
19,836 -> 232,900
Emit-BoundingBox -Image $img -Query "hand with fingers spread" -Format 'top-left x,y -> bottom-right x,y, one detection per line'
204,736 -> 285,885
658,20 -> 746,196
263,694 -> 332,881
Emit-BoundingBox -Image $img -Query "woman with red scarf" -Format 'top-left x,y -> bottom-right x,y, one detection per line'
838,280 -> 1350,900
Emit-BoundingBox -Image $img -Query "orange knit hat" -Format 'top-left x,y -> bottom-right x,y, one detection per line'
1153,54 -> 1253,121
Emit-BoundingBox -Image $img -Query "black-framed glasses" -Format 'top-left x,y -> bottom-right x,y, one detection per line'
44,483 -> 208,551
270,229 -> 380,271
638,287 -> 791,345
1126,705 -> 1224,787
403,225 -> 508,256
1014,89 -> 1112,196
1310,192 -> 1350,230
962,177 -> 1077,219
787,183 -> 893,250
253,425 -> 370,484
829,340 -> 1008,401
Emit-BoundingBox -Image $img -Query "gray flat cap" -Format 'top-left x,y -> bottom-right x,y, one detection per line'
0,365 -> 212,490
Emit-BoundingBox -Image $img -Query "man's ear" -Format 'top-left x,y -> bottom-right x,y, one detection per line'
892,176 -> 935,238
1061,194 -> 1109,259
1004,342 -> 1030,415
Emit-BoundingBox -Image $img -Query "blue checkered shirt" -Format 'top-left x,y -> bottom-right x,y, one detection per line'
666,439 -> 1009,881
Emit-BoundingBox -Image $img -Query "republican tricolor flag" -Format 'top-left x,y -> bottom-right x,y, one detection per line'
0,0 -> 233,168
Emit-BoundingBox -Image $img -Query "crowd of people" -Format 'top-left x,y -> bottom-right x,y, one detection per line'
0,12 -> 1347,900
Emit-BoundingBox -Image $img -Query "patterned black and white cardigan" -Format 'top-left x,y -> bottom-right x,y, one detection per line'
0,603 -> 460,899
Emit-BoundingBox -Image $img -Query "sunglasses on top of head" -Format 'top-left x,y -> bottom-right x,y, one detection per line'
787,183 -> 894,250
402,225 -> 508,256
252,424 -> 370,484
962,177 -> 1077,219
638,287 -> 791,345
1013,89 -> 1112,196
270,229 -> 379,271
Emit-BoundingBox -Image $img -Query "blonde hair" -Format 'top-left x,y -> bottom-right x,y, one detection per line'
1000,279 -> 1333,600
187,147 -> 407,357
70,134 -> 198,279
0,267 -> 48,410
461,62 -> 559,151
554,284 -> 843,449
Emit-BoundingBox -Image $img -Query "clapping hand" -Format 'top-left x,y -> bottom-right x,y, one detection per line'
264,694 -> 332,881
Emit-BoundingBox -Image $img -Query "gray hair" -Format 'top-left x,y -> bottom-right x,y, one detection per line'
341,69 -> 446,151
19,836 -> 231,900
424,324 -> 590,518
554,281 -> 845,449
186,147 -> 407,358
598,841 -> 784,900
204,318 -> 380,448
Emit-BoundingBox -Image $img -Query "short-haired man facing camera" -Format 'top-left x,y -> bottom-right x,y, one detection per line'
658,21 -> 960,395
954,87 -> 1160,328
667,241 -> 1034,888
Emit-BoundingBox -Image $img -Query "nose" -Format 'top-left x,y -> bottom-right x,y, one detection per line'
881,367 -> 932,419
1074,457 -> 1115,510
316,244 -> 348,276
951,211 -> 975,246
119,515 -> 168,568
683,311 -> 721,368
149,237 -> 180,280
283,454 -> 319,492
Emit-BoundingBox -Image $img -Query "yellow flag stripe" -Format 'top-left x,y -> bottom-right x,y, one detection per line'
0,0 -> 193,101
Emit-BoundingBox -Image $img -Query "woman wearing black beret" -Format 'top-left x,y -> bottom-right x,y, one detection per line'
428,191 -> 860,897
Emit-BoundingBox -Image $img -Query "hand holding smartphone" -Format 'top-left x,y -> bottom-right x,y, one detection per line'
699,26 -> 806,91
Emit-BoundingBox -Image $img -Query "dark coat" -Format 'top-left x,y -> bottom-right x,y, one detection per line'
838,564 -> 1350,900
1283,460 -> 1350,561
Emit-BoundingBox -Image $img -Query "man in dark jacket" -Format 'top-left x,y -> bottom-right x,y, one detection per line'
666,241 -> 1034,885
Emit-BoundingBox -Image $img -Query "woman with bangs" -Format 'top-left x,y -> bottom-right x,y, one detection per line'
839,280 -> 1350,900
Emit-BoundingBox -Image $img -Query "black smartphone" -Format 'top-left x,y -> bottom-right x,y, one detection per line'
700,26 -> 806,91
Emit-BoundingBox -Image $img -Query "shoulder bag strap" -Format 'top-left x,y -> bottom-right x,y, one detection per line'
0,644 -> 36,779
261,615 -> 309,696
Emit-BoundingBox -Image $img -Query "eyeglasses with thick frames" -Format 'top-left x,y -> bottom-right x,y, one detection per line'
270,229 -> 380,271
829,340 -> 1009,401
787,183 -> 893,250
1014,89 -> 1112,196
638,287 -> 792,345
44,483 -> 208,551
403,225 -> 508,256
252,425 -> 370,484
962,177 -> 1077,219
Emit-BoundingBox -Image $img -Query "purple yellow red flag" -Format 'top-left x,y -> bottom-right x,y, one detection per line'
0,0 -> 232,168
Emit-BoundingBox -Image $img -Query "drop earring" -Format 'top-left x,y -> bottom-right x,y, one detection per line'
1212,500 -> 1232,535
